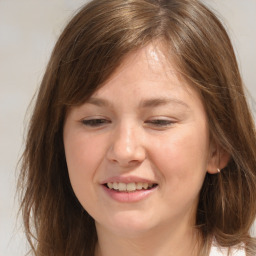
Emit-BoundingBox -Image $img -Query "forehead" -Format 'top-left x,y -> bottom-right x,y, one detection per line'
92,43 -> 200,104
104,44 -> 177,83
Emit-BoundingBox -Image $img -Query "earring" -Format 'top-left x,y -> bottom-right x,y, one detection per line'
217,168 -> 221,173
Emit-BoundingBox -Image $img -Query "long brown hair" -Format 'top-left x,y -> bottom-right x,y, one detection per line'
19,0 -> 256,255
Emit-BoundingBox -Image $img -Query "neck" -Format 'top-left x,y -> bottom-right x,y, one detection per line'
94,221 -> 201,256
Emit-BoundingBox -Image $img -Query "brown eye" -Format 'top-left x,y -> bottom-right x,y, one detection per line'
82,119 -> 111,127
145,119 -> 174,127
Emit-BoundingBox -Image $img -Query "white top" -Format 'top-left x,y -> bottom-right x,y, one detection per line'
210,244 -> 245,256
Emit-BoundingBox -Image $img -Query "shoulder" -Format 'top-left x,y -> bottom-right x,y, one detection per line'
209,244 -> 246,256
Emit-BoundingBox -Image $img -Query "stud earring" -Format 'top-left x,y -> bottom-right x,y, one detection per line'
217,168 -> 221,173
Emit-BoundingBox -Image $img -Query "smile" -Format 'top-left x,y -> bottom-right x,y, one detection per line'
101,176 -> 159,202
105,182 -> 158,192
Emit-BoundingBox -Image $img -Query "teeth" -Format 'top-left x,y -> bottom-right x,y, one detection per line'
107,182 -> 113,189
118,183 -> 126,191
142,183 -> 148,189
136,182 -> 143,190
113,182 -> 118,190
106,182 -> 156,192
126,182 -> 136,192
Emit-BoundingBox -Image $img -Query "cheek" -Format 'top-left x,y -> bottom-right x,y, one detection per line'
149,127 -> 209,217
63,132 -> 107,205
65,133 -> 105,175
151,125 -> 209,188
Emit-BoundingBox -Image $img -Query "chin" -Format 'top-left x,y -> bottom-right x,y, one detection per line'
102,210 -> 157,236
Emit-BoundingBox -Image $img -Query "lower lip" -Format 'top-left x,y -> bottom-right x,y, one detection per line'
102,185 -> 157,203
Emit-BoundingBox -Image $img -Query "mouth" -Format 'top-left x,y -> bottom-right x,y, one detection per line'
104,182 -> 158,192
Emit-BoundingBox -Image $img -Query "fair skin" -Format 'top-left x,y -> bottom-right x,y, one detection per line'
63,44 -> 222,256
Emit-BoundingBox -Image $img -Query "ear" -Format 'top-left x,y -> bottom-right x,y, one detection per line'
207,142 -> 230,174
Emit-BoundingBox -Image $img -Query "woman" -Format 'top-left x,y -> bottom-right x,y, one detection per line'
19,0 -> 256,255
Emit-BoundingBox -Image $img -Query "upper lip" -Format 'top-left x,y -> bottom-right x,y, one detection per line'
101,175 -> 158,184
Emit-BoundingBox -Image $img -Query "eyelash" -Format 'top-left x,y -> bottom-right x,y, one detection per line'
145,119 -> 174,127
81,118 -> 175,128
81,118 -> 111,127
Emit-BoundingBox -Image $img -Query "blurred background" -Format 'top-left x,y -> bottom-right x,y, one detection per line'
0,0 -> 255,255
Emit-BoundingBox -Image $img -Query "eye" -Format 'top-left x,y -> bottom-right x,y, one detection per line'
81,118 -> 111,127
145,118 -> 175,128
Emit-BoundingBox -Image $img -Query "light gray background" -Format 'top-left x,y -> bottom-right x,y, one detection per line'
0,1 -> 255,255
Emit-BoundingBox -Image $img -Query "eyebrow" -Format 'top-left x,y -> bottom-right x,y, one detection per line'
139,97 -> 189,109
86,97 -> 190,109
86,98 -> 110,107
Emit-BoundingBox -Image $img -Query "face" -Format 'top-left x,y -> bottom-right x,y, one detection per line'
63,44 -> 213,237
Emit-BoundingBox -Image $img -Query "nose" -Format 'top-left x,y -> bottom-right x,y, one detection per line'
107,122 -> 146,167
